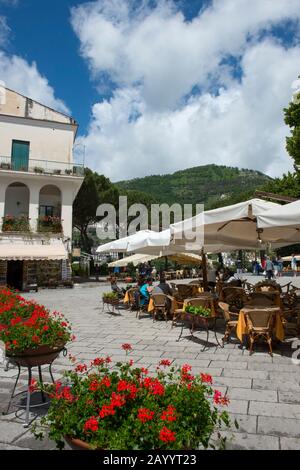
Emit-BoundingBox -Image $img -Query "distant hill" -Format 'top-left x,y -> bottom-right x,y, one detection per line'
116,164 -> 273,209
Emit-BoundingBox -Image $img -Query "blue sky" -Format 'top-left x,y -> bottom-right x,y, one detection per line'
0,0 -> 300,180
0,0 -> 209,132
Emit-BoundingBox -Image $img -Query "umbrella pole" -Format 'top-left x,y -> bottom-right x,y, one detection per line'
201,248 -> 208,291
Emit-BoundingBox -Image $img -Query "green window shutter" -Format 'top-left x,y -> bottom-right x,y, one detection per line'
11,140 -> 30,171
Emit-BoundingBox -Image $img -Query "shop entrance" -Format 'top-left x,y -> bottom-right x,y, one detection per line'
7,261 -> 23,291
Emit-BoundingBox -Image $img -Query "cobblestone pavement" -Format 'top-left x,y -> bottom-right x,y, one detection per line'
0,275 -> 300,450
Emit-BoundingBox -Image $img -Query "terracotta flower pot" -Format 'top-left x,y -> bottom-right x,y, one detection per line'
65,436 -> 96,450
6,344 -> 65,367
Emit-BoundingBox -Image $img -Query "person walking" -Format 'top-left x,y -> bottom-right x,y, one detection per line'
291,254 -> 298,277
277,256 -> 283,277
265,257 -> 274,280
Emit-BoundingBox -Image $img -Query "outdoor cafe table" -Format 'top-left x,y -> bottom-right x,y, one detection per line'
236,305 -> 285,343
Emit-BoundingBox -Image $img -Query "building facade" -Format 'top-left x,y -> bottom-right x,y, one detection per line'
0,87 -> 84,289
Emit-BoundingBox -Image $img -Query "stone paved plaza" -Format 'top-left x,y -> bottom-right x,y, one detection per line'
1,275 -> 300,450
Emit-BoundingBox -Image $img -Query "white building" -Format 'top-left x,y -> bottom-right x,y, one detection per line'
0,87 -> 84,290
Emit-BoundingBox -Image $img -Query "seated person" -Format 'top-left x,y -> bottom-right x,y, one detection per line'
152,276 -> 173,296
139,278 -> 153,306
110,276 -> 125,296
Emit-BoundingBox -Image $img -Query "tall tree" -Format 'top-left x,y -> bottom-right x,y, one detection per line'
284,80 -> 300,169
73,169 -> 101,252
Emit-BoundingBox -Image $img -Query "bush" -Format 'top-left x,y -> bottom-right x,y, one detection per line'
0,288 -> 74,353
32,346 -> 233,450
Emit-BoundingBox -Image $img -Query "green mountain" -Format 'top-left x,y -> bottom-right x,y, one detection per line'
116,164 -> 273,209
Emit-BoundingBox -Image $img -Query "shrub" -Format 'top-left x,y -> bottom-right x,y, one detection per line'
0,288 -> 74,353
32,346 -> 233,450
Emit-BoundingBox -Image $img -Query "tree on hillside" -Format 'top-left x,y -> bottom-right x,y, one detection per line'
284,80 -> 300,169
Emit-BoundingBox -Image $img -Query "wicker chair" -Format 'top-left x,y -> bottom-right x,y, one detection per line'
150,293 -> 171,322
175,284 -> 199,300
220,287 -> 248,313
244,309 -> 276,356
247,291 -> 278,307
126,287 -> 139,311
254,280 -> 282,293
218,302 -> 239,343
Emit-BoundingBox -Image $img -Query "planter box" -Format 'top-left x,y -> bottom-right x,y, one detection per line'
6,344 -> 65,367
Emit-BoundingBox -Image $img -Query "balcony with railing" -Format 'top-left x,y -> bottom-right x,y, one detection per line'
1,215 -> 63,233
37,216 -> 63,234
2,215 -> 31,232
0,156 -> 84,177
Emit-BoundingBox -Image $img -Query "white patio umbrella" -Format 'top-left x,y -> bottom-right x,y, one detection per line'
257,199 -> 300,244
96,230 -> 155,253
169,198 -> 289,290
170,198 -> 280,249
108,253 -> 159,267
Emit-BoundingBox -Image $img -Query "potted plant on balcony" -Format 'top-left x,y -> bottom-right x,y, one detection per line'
32,345 -> 234,450
53,169 -> 62,175
0,162 -> 11,170
38,216 -> 63,233
2,215 -> 30,232
65,169 -> 72,175
0,288 -> 75,367
34,167 -> 44,174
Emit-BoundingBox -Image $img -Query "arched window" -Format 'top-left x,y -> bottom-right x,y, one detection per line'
39,185 -> 61,218
4,182 -> 30,218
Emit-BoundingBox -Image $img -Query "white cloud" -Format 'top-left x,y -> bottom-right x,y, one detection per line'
0,16 -> 10,46
0,15 -> 70,115
72,0 -> 300,180
72,0 -> 300,110
0,53 -> 70,114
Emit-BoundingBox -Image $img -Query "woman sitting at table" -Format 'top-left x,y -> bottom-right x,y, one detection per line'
139,278 -> 153,306
110,276 -> 125,297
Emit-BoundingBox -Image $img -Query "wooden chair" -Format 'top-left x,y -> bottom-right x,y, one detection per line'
218,302 -> 239,343
126,287 -> 139,311
245,282 -> 255,295
220,287 -> 247,313
247,291 -> 278,307
244,309 -> 276,356
175,284 -> 198,300
151,293 -> 170,322
254,280 -> 282,293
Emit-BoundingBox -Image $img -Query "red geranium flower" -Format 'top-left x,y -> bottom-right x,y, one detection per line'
75,364 -> 87,373
159,359 -> 172,367
159,426 -> 176,443
137,408 -> 155,423
160,405 -> 177,422
99,404 -> 115,419
213,390 -> 230,406
122,343 -> 132,351
83,417 -> 99,433
200,373 -> 213,384
29,378 -> 37,393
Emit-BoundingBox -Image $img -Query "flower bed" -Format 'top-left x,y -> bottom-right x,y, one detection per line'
37,216 -> 62,233
2,215 -> 30,232
0,288 -> 74,354
32,345 -> 234,450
